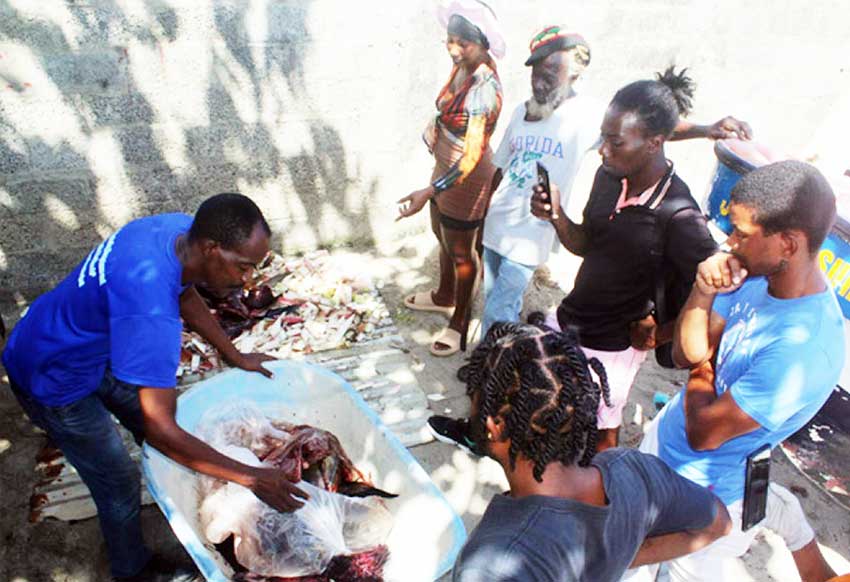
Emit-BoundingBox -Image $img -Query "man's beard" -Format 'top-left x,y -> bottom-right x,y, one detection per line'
526,83 -> 574,120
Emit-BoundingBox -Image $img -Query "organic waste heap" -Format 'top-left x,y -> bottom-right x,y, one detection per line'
179,251 -> 393,379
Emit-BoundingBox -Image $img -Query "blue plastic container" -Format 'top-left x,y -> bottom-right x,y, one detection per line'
141,361 -> 466,582
704,140 -> 759,235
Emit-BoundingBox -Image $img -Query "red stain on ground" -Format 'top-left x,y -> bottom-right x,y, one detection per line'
35,444 -> 63,464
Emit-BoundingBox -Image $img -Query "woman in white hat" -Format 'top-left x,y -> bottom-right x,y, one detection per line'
397,0 -> 505,356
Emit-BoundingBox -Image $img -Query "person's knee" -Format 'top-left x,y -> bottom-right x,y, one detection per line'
450,250 -> 475,270
765,483 -> 815,551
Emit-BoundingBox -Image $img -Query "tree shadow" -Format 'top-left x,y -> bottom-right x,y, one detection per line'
0,0 -> 379,307
0,1 -> 383,579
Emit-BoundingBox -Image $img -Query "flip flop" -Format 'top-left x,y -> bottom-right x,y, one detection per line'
404,291 -> 455,317
430,327 -> 464,357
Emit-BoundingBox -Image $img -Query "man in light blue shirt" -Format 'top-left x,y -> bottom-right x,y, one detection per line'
626,160 -> 844,582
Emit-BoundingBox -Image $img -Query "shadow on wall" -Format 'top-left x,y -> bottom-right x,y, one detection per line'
0,0 -> 379,305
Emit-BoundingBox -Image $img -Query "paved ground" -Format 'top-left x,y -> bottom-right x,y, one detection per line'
1,233 -> 849,581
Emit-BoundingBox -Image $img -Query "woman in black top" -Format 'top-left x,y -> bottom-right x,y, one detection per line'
531,67 -> 748,450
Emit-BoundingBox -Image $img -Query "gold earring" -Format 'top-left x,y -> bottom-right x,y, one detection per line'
487,431 -> 493,439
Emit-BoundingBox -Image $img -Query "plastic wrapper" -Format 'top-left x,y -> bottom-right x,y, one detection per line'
195,403 -> 394,578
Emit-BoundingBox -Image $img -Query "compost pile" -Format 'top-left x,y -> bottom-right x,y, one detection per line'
196,403 -> 395,581
178,251 -> 393,378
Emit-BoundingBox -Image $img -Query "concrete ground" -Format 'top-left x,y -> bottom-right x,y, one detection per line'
1,232 -> 849,581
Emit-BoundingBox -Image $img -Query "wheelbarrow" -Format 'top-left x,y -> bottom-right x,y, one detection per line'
141,360 -> 466,581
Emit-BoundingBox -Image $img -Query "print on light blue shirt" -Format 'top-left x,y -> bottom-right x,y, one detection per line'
656,277 -> 845,504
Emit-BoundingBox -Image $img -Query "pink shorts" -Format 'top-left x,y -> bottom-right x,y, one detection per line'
544,312 -> 647,429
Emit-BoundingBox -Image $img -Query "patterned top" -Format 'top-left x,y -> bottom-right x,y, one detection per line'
430,60 -> 502,193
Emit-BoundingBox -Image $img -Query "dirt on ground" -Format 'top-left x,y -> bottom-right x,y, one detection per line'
1,233 -> 848,581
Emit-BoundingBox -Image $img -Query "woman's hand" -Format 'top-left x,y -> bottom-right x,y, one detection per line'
630,314 -> 658,351
396,186 -> 435,221
530,183 -> 562,221
707,116 -> 752,140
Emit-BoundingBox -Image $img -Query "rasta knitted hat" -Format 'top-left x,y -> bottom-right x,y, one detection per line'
525,25 -> 590,66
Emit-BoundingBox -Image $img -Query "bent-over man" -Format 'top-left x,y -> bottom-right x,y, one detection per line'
2,194 -> 307,581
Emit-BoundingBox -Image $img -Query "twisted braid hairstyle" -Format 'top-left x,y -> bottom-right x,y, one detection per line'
466,322 -> 611,482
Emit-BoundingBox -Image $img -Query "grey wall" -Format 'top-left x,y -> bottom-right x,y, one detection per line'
1,0 -> 848,302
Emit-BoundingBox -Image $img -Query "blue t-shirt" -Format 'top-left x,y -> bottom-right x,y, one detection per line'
2,213 -> 192,406
452,449 -> 719,582
657,276 -> 845,504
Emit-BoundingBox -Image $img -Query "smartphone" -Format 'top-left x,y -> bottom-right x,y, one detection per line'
741,444 -> 771,530
536,161 -> 557,220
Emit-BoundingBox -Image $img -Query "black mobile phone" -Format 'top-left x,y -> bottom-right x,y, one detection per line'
536,161 -> 557,219
741,444 -> 771,531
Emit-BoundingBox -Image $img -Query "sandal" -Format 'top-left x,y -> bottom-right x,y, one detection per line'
430,327 -> 466,357
404,291 -> 455,317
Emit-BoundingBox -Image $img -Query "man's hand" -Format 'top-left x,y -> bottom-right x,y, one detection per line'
396,186 -> 434,221
707,116 -> 753,141
530,183 -> 561,221
140,387 -> 308,511
230,352 -> 276,378
630,314 -> 658,351
249,466 -> 309,512
694,253 -> 748,296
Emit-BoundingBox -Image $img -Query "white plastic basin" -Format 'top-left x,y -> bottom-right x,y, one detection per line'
141,360 -> 465,581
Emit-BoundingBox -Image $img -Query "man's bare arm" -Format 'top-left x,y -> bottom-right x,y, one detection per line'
682,361 -> 761,451
672,285 -> 726,368
139,388 -> 307,511
630,498 -> 732,567
669,117 -> 752,141
673,253 -> 746,368
180,286 -> 241,362
180,286 -> 274,378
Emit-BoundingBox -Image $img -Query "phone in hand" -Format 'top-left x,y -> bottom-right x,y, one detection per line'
536,161 -> 557,220
741,445 -> 771,531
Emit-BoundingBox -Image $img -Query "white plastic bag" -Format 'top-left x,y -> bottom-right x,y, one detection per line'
195,405 -> 394,577
195,401 -> 291,460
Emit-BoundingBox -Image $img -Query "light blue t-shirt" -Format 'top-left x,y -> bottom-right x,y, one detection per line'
3,213 -> 192,406
657,276 -> 845,505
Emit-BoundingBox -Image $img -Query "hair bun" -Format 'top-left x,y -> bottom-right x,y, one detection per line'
655,66 -> 695,117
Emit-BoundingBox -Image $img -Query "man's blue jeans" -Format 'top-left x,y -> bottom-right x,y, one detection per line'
9,371 -> 152,578
481,247 -> 537,338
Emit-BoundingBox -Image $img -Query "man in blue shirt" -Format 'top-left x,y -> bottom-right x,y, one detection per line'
451,322 -> 731,582
3,194 -> 307,581
625,161 -> 844,581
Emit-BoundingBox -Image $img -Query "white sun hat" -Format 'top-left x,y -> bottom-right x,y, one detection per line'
436,0 -> 506,60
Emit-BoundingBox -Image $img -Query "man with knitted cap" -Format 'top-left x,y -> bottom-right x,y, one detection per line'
478,26 -> 599,343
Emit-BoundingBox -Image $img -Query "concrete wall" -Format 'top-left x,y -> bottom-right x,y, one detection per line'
1,0 -> 848,302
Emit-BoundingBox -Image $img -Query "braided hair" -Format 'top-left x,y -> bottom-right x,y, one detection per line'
466,322 -> 611,482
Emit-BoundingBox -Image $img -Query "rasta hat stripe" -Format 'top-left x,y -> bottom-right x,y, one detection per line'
525,25 -> 590,66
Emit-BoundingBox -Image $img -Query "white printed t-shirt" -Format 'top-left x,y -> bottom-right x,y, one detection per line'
483,95 -> 603,266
